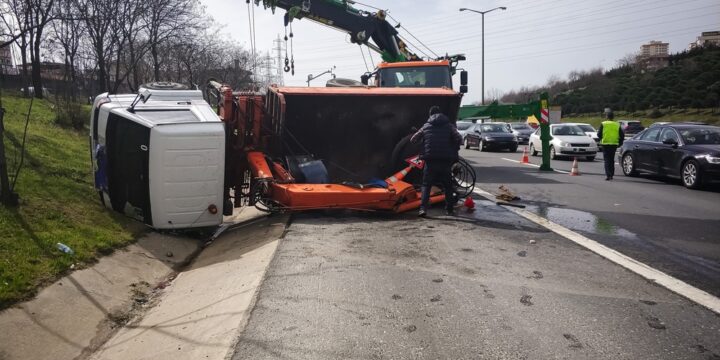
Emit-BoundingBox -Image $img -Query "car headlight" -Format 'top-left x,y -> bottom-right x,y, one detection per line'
697,154 -> 720,164
484,136 -> 493,141
513,136 -> 518,141
560,141 -> 570,147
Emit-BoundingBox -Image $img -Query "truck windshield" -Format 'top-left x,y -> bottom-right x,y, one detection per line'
378,66 -> 451,88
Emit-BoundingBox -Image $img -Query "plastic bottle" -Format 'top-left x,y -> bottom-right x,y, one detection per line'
56,243 -> 74,255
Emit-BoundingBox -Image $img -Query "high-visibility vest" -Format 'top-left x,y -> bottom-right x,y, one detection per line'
601,121 -> 620,145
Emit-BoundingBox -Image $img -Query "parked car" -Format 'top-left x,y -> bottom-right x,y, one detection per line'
508,122 -> 535,145
465,122 -> 518,152
619,120 -> 645,136
457,121 -> 474,142
565,123 -> 599,144
529,124 -> 598,161
619,124 -> 720,189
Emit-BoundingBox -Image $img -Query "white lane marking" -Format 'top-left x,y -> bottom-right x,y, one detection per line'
500,158 -> 569,174
471,187 -> 720,315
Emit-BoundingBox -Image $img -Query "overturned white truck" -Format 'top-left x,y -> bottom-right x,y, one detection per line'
89,84 -> 226,229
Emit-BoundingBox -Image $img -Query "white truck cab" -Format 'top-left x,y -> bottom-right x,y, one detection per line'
89,83 -> 225,229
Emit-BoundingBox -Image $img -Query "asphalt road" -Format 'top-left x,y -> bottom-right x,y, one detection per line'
459,146 -> 720,297
232,208 -> 720,359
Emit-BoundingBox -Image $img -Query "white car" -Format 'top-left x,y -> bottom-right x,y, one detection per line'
566,123 -> 599,144
529,124 -> 599,161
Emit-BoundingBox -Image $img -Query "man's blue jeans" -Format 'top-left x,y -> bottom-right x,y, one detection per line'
420,160 -> 456,211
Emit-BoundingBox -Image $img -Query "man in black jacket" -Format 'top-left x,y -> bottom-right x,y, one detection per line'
411,106 -> 462,217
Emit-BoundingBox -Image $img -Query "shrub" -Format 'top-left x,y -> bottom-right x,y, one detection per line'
648,108 -> 664,118
55,98 -> 89,130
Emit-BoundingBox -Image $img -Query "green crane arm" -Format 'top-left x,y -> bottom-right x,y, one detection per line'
255,0 -> 420,63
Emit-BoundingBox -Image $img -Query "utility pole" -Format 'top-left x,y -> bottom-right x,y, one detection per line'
273,35 -> 285,86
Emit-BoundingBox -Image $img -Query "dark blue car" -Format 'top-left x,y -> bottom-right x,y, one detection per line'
619,124 -> 720,189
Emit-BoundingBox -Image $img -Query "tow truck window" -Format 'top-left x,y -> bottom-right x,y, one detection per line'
379,66 -> 451,88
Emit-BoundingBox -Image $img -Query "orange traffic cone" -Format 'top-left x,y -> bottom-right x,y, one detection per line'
570,158 -> 580,176
385,165 -> 412,184
464,196 -> 475,211
521,146 -> 529,164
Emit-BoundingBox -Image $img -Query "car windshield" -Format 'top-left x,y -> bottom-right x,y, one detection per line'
576,124 -> 595,132
481,124 -> 510,133
679,127 -> 720,145
511,124 -> 532,130
552,125 -> 586,136
457,122 -> 472,130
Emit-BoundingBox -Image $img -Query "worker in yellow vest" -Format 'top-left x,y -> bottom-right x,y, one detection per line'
597,111 -> 624,180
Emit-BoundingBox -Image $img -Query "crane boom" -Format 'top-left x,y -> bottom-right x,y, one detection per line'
255,0 -> 420,62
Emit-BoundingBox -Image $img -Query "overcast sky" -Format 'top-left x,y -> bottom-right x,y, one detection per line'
201,0 -> 720,105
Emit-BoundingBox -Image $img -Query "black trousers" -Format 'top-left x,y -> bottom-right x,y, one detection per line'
602,145 -> 618,178
420,160 -> 456,211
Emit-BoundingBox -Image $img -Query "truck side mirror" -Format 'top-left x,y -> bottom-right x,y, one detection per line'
460,71 -> 468,86
361,74 -> 369,85
460,85 -> 468,94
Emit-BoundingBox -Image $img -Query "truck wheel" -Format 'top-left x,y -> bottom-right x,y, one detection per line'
140,81 -> 188,90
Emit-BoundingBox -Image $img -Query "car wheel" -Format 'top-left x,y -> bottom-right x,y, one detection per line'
621,153 -> 638,176
550,145 -> 557,160
530,143 -> 538,156
509,145 -> 518,153
464,138 -> 470,149
586,156 -> 595,161
682,160 -> 702,189
479,140 -> 485,152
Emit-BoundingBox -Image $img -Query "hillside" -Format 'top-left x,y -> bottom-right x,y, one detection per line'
502,46 -> 720,119
0,95 -> 138,308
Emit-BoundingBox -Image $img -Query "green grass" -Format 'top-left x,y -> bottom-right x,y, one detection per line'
0,94 -> 140,309
561,108 -> 720,128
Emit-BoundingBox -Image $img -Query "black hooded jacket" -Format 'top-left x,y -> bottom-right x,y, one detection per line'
411,113 -> 462,161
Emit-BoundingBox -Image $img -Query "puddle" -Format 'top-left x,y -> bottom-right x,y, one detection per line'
525,204 -> 638,239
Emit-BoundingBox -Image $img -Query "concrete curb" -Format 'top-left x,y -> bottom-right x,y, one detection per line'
0,232 -> 200,360
89,210 -> 289,360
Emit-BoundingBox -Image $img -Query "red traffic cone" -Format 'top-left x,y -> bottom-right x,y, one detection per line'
464,196 -> 475,210
570,158 -> 580,176
521,146 -> 529,164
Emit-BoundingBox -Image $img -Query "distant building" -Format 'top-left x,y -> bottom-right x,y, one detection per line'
0,46 -> 15,74
637,40 -> 669,71
688,31 -> 720,50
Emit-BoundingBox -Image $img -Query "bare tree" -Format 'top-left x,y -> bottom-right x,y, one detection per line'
79,0 -> 120,92
50,0 -> 85,100
144,0 -> 200,81
26,0 -> 56,98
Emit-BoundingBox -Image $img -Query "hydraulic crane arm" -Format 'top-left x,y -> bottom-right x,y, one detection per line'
255,0 -> 420,62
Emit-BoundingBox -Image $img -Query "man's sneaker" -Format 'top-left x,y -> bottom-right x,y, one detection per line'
418,208 -> 427,217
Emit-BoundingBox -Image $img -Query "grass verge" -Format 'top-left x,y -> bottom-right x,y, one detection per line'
0,94 -> 140,309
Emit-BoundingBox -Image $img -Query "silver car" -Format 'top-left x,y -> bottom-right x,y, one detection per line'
529,124 -> 599,161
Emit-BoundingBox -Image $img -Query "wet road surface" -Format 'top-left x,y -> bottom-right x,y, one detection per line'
232,205 -> 720,359
460,147 -> 720,297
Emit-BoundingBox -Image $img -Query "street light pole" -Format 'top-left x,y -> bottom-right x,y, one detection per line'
459,6 -> 507,105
